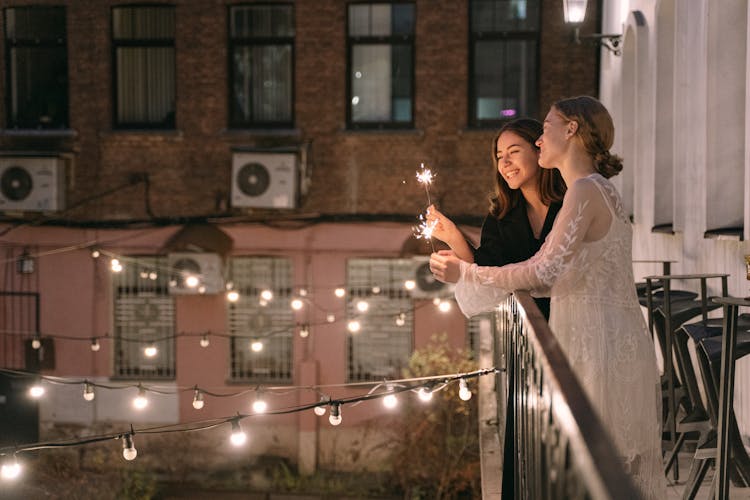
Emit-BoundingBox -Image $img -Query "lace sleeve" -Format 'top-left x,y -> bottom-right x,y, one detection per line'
455,177 -> 609,313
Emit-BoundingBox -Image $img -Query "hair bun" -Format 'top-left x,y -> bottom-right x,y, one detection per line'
594,150 -> 623,178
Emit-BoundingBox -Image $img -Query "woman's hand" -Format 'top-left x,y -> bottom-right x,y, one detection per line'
426,205 -> 460,246
430,250 -> 462,283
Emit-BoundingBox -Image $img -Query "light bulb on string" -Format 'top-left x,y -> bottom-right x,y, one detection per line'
199,334 -> 210,348
192,389 -> 204,410
299,325 -> 310,338
90,338 -> 101,352
250,340 -> 264,352
252,390 -> 268,414
326,314 -> 335,323
90,248 -> 101,259
259,298 -> 268,307
260,289 -> 274,301
291,298 -> 304,310
198,285 -> 206,294
122,434 -> 137,461
383,385 -> 398,409
31,337 -> 41,350
356,300 -> 369,313
133,386 -> 148,410
83,382 -> 95,402
313,396 -> 328,416
29,380 -> 45,399
148,272 -> 157,280
432,297 -> 441,306
417,387 -> 433,402
347,320 -> 361,333
371,286 -> 381,295
299,288 -> 308,297
226,290 -> 240,302
139,271 -> 148,279
395,313 -> 406,326
459,378 -> 472,401
438,300 -> 452,313
185,275 -> 199,288
334,288 -> 346,298
328,403 -> 342,426
230,419 -> 247,446
1,456 -> 21,480
110,259 -> 123,273
404,280 -> 416,291
143,343 -> 158,358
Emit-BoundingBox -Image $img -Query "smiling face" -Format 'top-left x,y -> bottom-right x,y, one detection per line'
495,130 -> 541,191
536,107 -> 571,169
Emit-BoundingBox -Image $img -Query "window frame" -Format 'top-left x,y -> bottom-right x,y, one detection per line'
467,0 -> 541,128
3,5 -> 69,130
111,4 -> 176,130
227,3 -> 296,129
346,1 -> 416,130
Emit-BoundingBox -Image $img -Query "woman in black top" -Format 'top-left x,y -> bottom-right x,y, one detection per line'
427,118 -> 566,319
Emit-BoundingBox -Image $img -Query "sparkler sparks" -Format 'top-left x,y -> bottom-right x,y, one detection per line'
416,163 -> 434,206
413,213 -> 437,252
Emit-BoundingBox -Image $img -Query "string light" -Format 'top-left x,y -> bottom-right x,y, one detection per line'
417,387 -> 433,402
250,340 -> 263,352
198,285 -> 206,294
383,386 -> 398,409
356,300 -> 369,313
122,434 -> 137,461
230,419 -> 247,446
459,379 -> 472,401
260,289 -> 273,301
290,298 -> 304,310
328,403 -> 342,426
347,320 -> 361,333
90,338 -> 101,352
31,336 -> 41,350
83,382 -> 95,402
313,396 -> 328,416
334,288 -> 346,298
143,343 -> 158,358
371,286 -> 381,294
404,280 -> 416,291
326,314 -> 335,323
185,275 -> 199,288
432,297 -> 441,306
148,272 -> 157,280
199,334 -> 210,348
299,288 -> 308,297
133,386 -> 148,410
29,380 -> 45,399
226,290 -> 240,302
90,248 -> 100,259
252,391 -> 268,414
259,299 -> 269,307
438,300 -> 452,313
299,325 -> 310,338
110,258 -> 123,273
192,389 -> 204,410
395,313 -> 406,326
1,456 -> 21,480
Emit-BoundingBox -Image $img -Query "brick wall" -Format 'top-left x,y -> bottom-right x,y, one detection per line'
0,0 -> 598,221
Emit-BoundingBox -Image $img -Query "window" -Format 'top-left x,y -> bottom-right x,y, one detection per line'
229,4 -> 294,128
347,3 -> 414,128
112,5 -> 175,128
469,0 -> 539,127
347,258 -> 414,381
113,256 -> 175,379
4,6 -> 68,129
229,257 -> 294,383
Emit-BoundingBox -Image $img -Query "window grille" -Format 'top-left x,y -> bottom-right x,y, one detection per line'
112,6 -> 175,128
347,258 -> 414,381
467,312 -> 494,360
229,257 -> 293,383
4,6 -> 68,129
346,3 -> 415,128
113,256 -> 175,379
469,0 -> 540,127
229,4 -> 295,127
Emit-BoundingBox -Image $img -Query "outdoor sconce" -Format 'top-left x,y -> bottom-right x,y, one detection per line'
17,249 -> 34,274
563,0 -> 623,56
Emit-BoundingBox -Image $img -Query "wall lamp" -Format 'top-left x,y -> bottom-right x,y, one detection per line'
564,0 -> 622,56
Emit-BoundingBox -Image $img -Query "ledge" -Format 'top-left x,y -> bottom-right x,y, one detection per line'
221,128 -> 301,137
651,223 -> 675,234
0,128 -> 78,138
704,226 -> 743,241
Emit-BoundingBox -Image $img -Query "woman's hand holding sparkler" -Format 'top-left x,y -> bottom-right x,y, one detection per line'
429,250 -> 462,284
426,205 -> 460,247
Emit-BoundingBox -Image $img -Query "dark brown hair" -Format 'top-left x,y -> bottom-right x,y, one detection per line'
489,118 -> 567,219
553,96 -> 623,178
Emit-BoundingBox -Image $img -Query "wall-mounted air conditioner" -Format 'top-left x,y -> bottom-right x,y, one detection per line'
231,152 -> 298,209
409,256 -> 455,299
0,156 -> 65,212
167,253 -> 224,295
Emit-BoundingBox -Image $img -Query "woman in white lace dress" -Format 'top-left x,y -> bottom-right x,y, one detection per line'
429,96 -> 666,498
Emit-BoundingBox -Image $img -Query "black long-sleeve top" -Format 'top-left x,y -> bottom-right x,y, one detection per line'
472,199 -> 562,320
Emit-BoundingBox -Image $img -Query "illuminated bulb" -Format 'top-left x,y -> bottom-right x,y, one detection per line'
383,393 -> 398,409
83,383 -> 95,402
169,279 -> 177,288
432,297 -> 441,306
140,271 -> 148,279
313,405 -> 326,416
91,249 -> 101,259
356,300 -> 369,313
252,397 -> 268,414
1,460 -> 21,480
29,383 -> 45,398
326,314 -> 335,323
133,387 -> 148,410
260,289 -> 274,301
299,325 -> 310,338
438,300 -> 452,313
198,285 -> 206,294
31,338 -> 41,350
192,390 -> 204,410
91,338 -> 101,352
259,299 -> 268,307
347,320 -> 361,333
122,434 -> 137,461
395,314 -> 406,327
371,286 -> 381,294
148,272 -> 157,280
185,275 -> 199,288
328,403 -> 342,426
250,340 -> 263,352
226,290 -> 240,302
230,420 -> 247,446
110,259 -> 123,273
459,379 -> 472,401
404,280 -> 416,291
199,335 -> 210,348
418,387 -> 433,402
334,288 -> 346,298
144,344 -> 158,358
291,298 -> 304,310
299,288 -> 308,297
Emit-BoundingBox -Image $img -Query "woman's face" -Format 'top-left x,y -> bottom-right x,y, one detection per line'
495,131 -> 541,191
536,107 -> 570,169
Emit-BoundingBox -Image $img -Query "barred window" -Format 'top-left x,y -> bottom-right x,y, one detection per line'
4,6 -> 68,129
229,257 -> 293,383
113,256 -> 175,379
467,313 -> 494,360
469,0 -> 540,127
229,4 -> 294,128
112,5 -> 175,128
347,258 -> 414,381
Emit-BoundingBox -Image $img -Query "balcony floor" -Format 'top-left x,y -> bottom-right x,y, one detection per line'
666,450 -> 749,499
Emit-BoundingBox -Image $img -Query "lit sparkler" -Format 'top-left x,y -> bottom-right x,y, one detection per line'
416,163 -> 434,206
413,213 -> 437,253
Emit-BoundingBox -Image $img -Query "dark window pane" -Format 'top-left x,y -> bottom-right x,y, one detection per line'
8,47 -> 68,128
6,7 -> 66,40
391,44 -> 412,122
392,4 -> 415,35
231,5 -> 294,38
232,45 -> 293,123
113,6 -> 175,40
472,0 -> 539,32
474,40 -> 537,120
116,47 -> 175,125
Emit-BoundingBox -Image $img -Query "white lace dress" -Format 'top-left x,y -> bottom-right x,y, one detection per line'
455,173 -> 666,498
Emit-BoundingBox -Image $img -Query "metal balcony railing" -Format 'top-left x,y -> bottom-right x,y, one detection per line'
478,291 -> 642,500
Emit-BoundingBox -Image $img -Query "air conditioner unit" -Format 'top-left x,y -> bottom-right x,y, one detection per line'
409,256 -> 455,299
167,253 -> 224,295
0,156 -> 65,212
231,152 -> 298,209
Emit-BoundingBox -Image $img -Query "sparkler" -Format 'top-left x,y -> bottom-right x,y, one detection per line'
416,163 -> 434,206
414,163 -> 437,252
